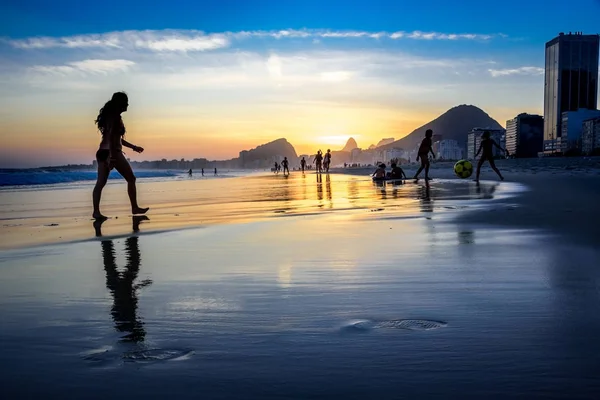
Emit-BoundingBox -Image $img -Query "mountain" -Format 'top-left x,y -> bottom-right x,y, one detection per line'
238,138 -> 298,168
341,137 -> 358,152
376,138 -> 395,147
379,105 -> 503,150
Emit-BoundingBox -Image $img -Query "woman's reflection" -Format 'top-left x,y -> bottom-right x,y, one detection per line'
101,236 -> 152,343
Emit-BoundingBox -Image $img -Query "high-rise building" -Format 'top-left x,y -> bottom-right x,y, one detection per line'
561,109 -> 600,152
505,113 -> 544,158
437,139 -> 463,160
467,128 -> 506,159
543,32 -> 600,154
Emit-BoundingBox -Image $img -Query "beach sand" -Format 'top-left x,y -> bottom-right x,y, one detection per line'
1,161 -> 600,399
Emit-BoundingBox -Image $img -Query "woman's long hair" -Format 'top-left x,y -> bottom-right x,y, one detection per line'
95,92 -> 128,136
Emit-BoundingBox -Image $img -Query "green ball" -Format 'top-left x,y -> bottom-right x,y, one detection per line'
454,160 -> 473,179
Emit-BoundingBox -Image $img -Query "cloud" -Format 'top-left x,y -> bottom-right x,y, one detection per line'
7,30 -> 230,52
5,28 -> 502,52
30,59 -> 135,75
488,66 -> 544,77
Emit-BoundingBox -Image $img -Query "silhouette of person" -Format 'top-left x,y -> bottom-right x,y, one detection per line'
274,162 -> 279,174
214,168 -> 217,176
92,92 -> 149,220
300,157 -> 306,173
372,163 -> 386,180
475,130 -> 509,182
323,149 -> 332,172
413,129 -> 436,182
188,168 -> 192,176
388,162 -> 407,182
313,150 -> 323,173
201,168 -> 204,176
101,236 -> 152,343
281,157 -> 290,175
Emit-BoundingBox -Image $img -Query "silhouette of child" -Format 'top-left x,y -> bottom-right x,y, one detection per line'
475,130 -> 509,182
388,162 -> 407,181
372,163 -> 386,179
413,129 -> 435,182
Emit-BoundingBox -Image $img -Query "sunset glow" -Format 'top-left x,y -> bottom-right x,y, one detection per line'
1,0 -> 598,167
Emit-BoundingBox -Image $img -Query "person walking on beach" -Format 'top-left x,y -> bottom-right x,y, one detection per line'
474,130 -> 509,182
413,129 -> 436,182
313,150 -> 323,173
300,157 -> 306,173
323,149 -> 332,172
281,157 -> 290,175
201,168 -> 204,176
92,92 -> 149,220
188,169 -> 192,176
274,162 -> 279,174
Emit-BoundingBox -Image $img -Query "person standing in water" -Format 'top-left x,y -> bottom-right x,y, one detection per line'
475,130 -> 509,182
201,168 -> 204,176
188,169 -> 192,176
313,150 -> 323,173
281,157 -> 290,175
300,157 -> 306,173
323,149 -> 332,172
92,92 -> 149,220
214,168 -> 217,176
413,129 -> 436,182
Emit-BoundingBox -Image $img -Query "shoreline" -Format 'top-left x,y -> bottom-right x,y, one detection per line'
1,160 -> 599,251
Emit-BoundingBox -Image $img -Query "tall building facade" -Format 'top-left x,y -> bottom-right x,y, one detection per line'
467,128 -> 506,159
505,113 -> 544,158
582,117 -> 600,154
436,139 -> 463,160
543,32 -> 600,154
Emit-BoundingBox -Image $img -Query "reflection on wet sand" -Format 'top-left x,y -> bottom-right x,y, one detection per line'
419,184 -> 433,214
101,236 -> 152,343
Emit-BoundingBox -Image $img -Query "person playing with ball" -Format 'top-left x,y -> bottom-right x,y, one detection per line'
413,129 -> 436,182
474,130 -> 509,182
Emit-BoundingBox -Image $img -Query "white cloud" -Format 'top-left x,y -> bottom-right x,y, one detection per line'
266,55 -> 283,78
320,71 -> 353,82
5,28 -> 502,52
8,30 -> 230,52
488,66 -> 544,77
30,59 -> 135,75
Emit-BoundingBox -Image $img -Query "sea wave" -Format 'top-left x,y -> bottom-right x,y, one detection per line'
0,169 -> 181,187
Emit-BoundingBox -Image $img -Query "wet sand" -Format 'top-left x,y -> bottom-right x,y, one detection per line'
1,166 -> 600,399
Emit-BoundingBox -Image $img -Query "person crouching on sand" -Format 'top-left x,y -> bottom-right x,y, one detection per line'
475,130 -> 509,182
388,162 -> 407,182
93,92 -> 149,220
372,163 -> 386,179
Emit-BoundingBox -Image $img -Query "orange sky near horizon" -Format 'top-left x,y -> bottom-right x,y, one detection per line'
0,103 -> 523,167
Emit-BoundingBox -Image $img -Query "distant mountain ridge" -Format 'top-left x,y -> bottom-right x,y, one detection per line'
379,105 -> 503,150
341,137 -> 358,152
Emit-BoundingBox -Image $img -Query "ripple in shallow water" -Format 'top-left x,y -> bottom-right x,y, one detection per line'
341,319 -> 447,332
82,347 -> 194,366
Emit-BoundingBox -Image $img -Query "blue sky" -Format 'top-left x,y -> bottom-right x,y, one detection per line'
1,0 -> 599,167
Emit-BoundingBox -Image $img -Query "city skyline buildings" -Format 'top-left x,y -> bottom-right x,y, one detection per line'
543,32 -> 600,154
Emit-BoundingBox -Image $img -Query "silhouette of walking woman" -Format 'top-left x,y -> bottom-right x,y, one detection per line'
101,236 -> 152,343
93,92 -> 149,220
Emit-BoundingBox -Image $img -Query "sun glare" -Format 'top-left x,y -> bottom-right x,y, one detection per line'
317,135 -> 356,147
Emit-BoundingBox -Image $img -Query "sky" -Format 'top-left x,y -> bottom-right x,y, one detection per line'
1,0 -> 599,168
